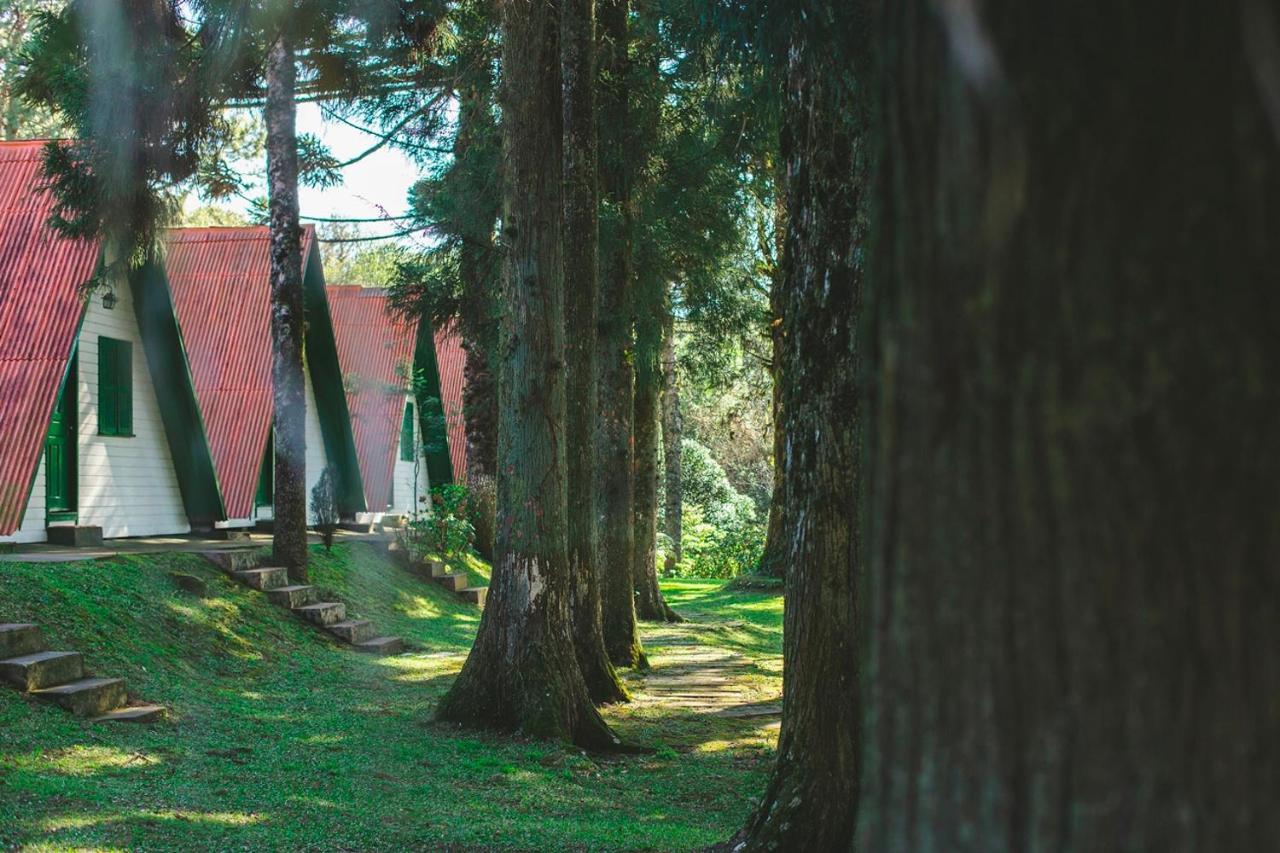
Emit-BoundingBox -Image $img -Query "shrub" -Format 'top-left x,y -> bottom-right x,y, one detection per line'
310,466 -> 339,552
397,483 -> 476,562
467,474 -> 497,560
664,504 -> 765,580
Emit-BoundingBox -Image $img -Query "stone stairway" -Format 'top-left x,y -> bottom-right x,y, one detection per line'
0,623 -> 165,723
414,558 -> 487,607
202,551 -> 405,654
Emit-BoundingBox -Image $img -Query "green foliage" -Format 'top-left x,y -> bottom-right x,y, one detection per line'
662,439 -> 764,578
310,466 -> 339,552
667,504 -> 766,579
398,483 -> 476,561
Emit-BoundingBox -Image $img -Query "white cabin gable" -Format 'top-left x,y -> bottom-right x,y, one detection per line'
76,286 -> 191,539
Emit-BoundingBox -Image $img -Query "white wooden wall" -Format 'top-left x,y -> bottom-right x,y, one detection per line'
389,392 -> 431,516
77,287 -> 191,539
0,458 -> 47,544
303,368 -> 330,525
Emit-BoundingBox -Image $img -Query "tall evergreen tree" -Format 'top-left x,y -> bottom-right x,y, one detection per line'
263,27 -> 308,578
595,0 -> 646,668
733,0 -> 864,847
562,0 -> 628,704
858,2 -> 1280,847
435,0 -> 622,748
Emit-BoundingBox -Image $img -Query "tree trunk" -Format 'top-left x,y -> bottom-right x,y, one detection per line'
265,34 -> 308,582
858,3 -> 1280,849
562,0 -> 628,705
455,75 -> 500,491
595,0 -> 645,668
436,0 -> 620,750
633,292 -> 679,623
629,0 -> 677,624
659,302 -> 681,571
735,10 -> 863,850
757,201 -> 787,578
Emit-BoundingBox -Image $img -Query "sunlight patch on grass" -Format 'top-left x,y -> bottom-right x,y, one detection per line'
41,809 -> 266,832
11,745 -> 166,777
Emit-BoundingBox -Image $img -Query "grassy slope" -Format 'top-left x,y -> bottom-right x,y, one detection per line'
0,545 -> 782,851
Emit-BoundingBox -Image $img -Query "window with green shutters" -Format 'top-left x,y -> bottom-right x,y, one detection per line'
400,402 -> 415,461
98,336 -> 133,436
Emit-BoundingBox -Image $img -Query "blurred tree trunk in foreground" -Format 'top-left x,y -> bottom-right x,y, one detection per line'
858,2 -> 1280,848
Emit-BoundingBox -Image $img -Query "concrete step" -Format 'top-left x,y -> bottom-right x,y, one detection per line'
45,525 -> 103,547
328,619 -> 377,644
0,623 -> 45,658
355,636 -> 404,655
201,549 -> 261,573
295,602 -> 346,627
33,677 -> 127,717
266,585 -> 318,609
461,587 -> 488,608
418,560 -> 448,579
93,704 -> 166,724
235,566 -> 289,591
432,573 -> 469,593
0,650 -> 84,691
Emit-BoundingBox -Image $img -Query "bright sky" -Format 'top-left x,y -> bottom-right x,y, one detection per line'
196,103 -> 428,245
295,103 -> 422,240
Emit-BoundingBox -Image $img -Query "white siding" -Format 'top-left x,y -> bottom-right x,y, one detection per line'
0,454 -> 47,544
304,368 -> 329,525
248,372 -> 330,525
76,287 -> 191,539
389,392 -> 430,515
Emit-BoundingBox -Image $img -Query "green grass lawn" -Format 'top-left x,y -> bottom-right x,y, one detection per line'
0,544 -> 782,851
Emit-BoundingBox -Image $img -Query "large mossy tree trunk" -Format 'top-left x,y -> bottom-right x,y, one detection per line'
562,0 -> 628,705
265,33 -> 308,582
633,291 -> 679,623
659,303 -> 681,571
735,6 -> 863,849
595,0 -> 645,668
857,3 -> 1280,848
436,0 -> 620,750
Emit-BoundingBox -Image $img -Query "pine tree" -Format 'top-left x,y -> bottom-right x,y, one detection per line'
435,0 -> 622,748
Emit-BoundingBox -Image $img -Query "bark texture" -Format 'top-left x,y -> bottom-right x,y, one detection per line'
757,229 -> 787,578
595,0 -> 645,668
265,34 -> 308,582
562,0 -> 627,705
436,0 -> 619,749
633,297 -> 679,623
858,3 -> 1280,849
659,304 -> 682,571
736,8 -> 863,850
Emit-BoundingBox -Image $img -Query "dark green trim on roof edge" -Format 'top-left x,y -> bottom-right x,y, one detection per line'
129,261 -> 226,525
414,322 -> 454,488
303,246 -> 367,515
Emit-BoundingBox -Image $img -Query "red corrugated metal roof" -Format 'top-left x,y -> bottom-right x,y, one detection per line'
433,324 -> 467,483
0,141 -> 100,535
326,285 -> 416,512
162,225 -> 315,519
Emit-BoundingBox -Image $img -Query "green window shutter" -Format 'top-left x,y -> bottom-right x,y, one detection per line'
400,402 -> 415,461
98,337 -> 133,436
99,338 -> 117,435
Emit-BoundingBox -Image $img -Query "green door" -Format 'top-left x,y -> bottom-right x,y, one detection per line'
46,357 -> 78,522
255,433 -> 274,507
